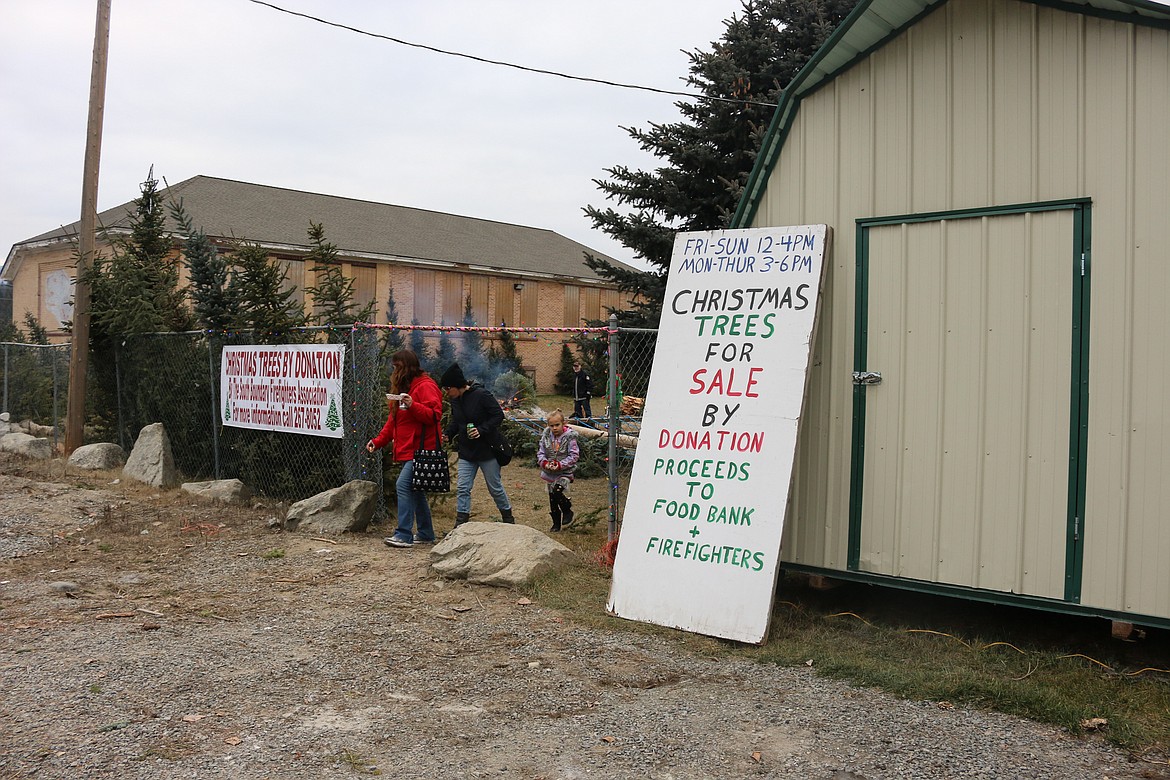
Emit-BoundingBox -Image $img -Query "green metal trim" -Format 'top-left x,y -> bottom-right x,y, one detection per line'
732,100 -> 797,229
858,198 -> 1092,228
1065,204 -> 1093,601
850,199 -> 1092,598
781,562 -> 1170,630
732,0 -> 951,228
1029,0 -> 1170,30
847,226 -> 870,571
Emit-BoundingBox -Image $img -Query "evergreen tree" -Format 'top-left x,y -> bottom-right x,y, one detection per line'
497,328 -> 521,373
303,221 -> 375,334
434,328 -> 457,377
83,168 -> 195,337
226,242 -> 307,342
555,343 -> 576,395
22,313 -> 49,345
458,295 -> 488,378
171,199 -> 236,332
408,319 -> 431,365
382,283 -> 406,354
584,0 -> 855,327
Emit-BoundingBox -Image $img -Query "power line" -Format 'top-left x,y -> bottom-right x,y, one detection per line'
246,0 -> 778,109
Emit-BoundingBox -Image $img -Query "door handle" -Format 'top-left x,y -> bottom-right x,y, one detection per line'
852,371 -> 882,385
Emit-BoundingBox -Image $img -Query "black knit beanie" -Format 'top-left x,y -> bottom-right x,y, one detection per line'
439,363 -> 467,388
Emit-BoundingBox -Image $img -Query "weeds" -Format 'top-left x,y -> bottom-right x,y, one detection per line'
528,556 -> 1170,755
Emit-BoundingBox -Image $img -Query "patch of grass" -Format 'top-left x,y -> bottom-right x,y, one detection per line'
261,548 -> 285,560
336,747 -> 381,775
97,543 -> 113,553
529,541 -> 1170,756
535,394 -> 573,414
89,684 -> 103,694
742,584 -> 1170,752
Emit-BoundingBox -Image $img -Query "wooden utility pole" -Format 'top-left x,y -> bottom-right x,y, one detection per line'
65,0 -> 112,454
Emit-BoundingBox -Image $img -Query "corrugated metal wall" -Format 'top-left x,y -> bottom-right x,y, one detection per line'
751,0 -> 1170,620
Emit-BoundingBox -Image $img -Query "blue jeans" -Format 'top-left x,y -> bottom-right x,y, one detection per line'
456,457 -> 511,516
395,460 -> 434,541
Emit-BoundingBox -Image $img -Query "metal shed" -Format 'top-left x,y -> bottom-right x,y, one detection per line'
733,0 -> 1170,627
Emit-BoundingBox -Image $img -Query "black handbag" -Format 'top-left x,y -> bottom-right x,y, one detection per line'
410,417 -> 450,493
491,431 -> 514,467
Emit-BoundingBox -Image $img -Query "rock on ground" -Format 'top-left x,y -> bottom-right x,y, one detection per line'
122,423 -> 179,488
285,479 -> 378,534
431,521 -> 573,587
68,442 -> 126,470
181,478 -> 252,504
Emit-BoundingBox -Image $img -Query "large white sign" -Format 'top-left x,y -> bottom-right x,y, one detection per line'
608,225 -> 829,644
220,344 -> 346,438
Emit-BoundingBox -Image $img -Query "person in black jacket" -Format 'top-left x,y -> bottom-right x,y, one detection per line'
571,361 -> 593,420
440,363 -> 515,528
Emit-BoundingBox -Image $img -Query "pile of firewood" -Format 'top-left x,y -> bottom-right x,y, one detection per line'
620,395 -> 645,415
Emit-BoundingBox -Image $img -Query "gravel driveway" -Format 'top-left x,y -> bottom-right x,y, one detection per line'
0,468 -> 1158,779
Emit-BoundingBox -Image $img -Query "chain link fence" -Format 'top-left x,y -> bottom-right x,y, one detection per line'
3,320 -> 660,536
1,342 -> 70,450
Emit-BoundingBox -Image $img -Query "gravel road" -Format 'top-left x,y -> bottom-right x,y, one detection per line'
0,468 -> 1160,780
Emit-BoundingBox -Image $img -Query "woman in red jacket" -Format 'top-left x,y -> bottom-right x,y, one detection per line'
365,349 -> 444,548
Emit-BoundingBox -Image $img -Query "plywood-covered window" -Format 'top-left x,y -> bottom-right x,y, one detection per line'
582,287 -> 601,324
414,269 -> 435,324
280,258 -> 305,306
441,272 -> 464,325
494,278 -> 516,325
468,275 -> 489,325
38,260 -> 74,332
601,289 -> 621,319
563,284 -> 581,327
520,283 -> 539,326
349,263 -> 377,322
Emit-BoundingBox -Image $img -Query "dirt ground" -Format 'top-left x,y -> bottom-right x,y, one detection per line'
0,452 -> 1157,780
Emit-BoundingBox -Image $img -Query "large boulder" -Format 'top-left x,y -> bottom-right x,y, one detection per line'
285,480 -> 378,534
68,442 -> 126,470
430,522 -> 573,588
182,479 -> 252,504
0,432 -> 53,460
122,423 -> 179,488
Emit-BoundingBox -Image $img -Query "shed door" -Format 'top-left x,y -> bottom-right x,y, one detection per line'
851,206 -> 1087,601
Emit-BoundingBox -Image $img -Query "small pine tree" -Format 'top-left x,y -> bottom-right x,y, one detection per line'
171,199 -> 236,332
458,295 -> 489,379
84,168 -> 194,337
408,319 -> 431,365
303,221 -> 375,333
382,283 -> 406,354
497,328 -> 521,373
226,241 -> 306,342
22,313 -> 49,346
555,343 -> 576,395
572,332 -> 609,398
434,328 -> 457,377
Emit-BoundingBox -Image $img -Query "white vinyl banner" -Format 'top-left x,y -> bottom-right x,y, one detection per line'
607,225 -> 829,644
220,344 -> 346,439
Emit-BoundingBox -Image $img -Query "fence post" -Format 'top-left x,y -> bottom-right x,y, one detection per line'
52,346 -> 60,450
115,343 -> 125,451
207,336 -> 221,479
2,344 -> 8,413
607,313 -> 620,542
352,325 -> 386,520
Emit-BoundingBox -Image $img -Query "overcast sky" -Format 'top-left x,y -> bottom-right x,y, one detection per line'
0,0 -> 750,273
